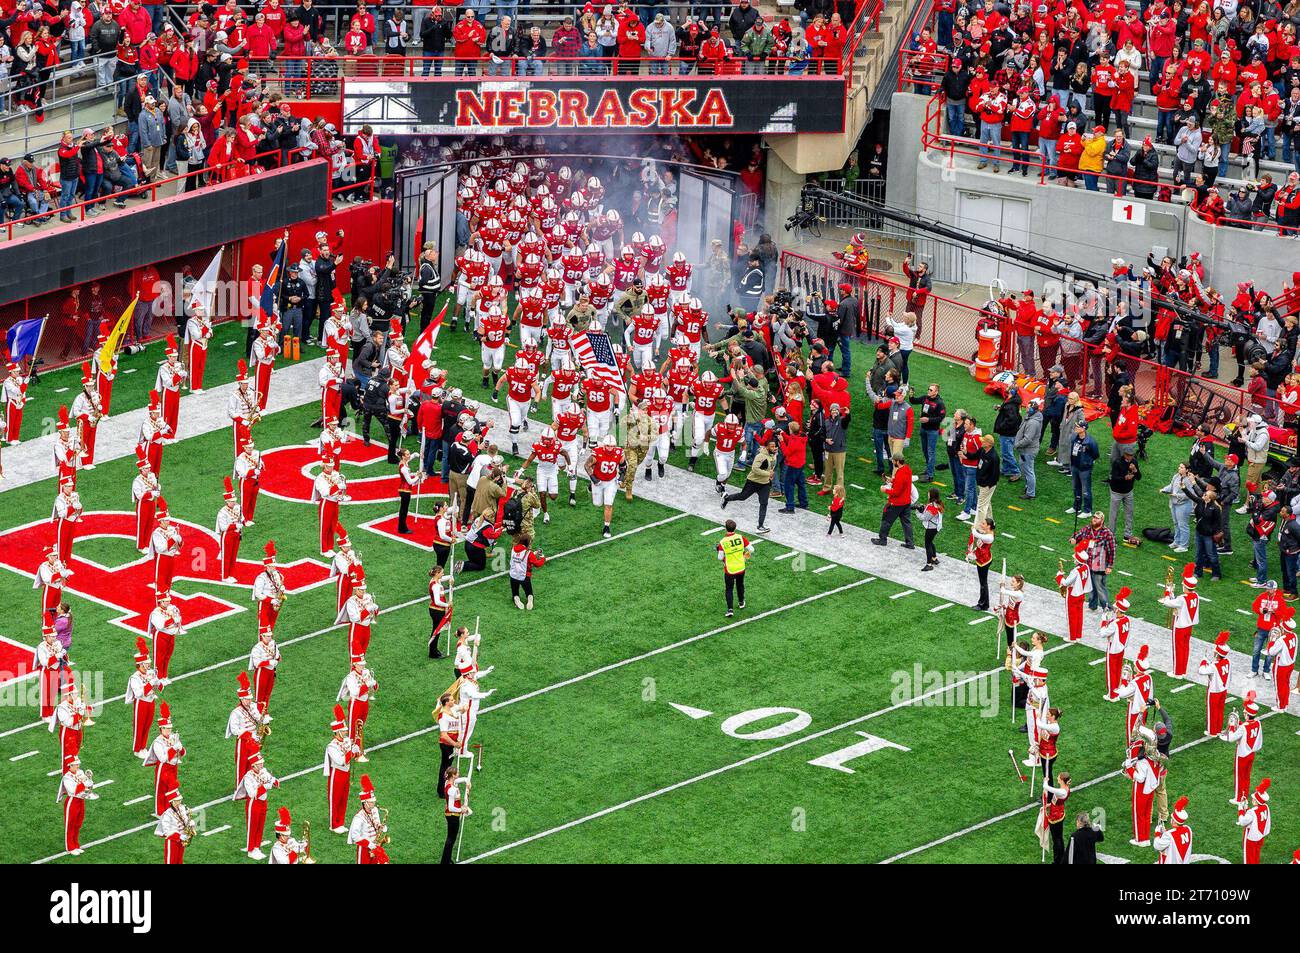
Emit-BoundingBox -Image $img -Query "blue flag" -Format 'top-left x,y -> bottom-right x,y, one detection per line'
259,242 -> 286,321
5,316 -> 46,363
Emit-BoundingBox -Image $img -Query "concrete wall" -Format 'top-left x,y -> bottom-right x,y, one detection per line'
1187,214 -> 1299,297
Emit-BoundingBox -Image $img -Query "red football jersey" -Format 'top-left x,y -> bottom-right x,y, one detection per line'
555,410 -> 585,442
713,422 -> 743,452
590,445 -> 624,481
479,313 -> 509,348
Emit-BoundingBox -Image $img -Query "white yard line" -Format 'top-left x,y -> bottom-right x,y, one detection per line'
813,564 -> 838,574
1170,682 -> 1197,694
967,615 -> 994,625
890,589 -> 915,600
8,750 -> 38,762
122,794 -> 152,806
774,551 -> 797,562
1088,657 -> 1106,666
201,824 -> 231,837
929,602 -> 954,613
30,575 -> 874,864
699,526 -> 725,536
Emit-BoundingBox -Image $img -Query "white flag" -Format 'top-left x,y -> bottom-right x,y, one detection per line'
187,247 -> 225,317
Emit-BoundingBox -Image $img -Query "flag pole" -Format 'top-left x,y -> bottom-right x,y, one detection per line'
28,314 -> 50,381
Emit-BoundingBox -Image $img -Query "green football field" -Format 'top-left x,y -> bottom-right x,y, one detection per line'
3,305 -> 1297,864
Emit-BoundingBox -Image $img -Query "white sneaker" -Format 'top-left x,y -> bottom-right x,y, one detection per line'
247,849 -> 266,860
956,511 -> 971,522
1065,507 -> 1075,514
70,848 -> 84,856
1022,757 -> 1039,768
331,826 -> 347,834
543,512 -> 550,524
1236,505 -> 1249,514
513,596 -> 525,610
526,595 -> 534,610
1247,671 -> 1257,680
1264,671 -> 1273,682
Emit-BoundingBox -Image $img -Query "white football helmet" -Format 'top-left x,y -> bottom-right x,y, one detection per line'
606,209 -> 621,225
601,434 -> 616,447
631,231 -> 646,246
540,425 -> 555,440
701,370 -> 717,383
672,251 -> 687,264
688,296 -> 703,311
724,414 -> 739,425
648,235 -> 664,249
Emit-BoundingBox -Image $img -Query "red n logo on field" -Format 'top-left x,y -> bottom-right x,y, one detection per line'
0,512 -> 333,634
258,440 -> 447,505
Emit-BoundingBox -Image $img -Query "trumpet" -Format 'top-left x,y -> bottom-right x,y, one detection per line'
1227,708 -> 1240,733
356,719 -> 369,763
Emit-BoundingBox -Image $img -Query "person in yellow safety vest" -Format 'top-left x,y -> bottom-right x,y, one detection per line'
716,519 -> 754,619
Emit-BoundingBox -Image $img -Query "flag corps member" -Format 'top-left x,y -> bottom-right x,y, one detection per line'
1153,797 -> 1193,864
3,359 -> 29,442
253,541 -> 285,631
1226,691 -> 1262,806
313,454 -> 349,555
155,788 -> 195,864
217,476 -> 244,582
143,702 -> 185,816
59,754 -> 98,856
235,752 -> 278,861
71,363 -> 104,468
125,638 -> 160,756
348,775 -> 390,864
324,704 -> 360,833
1159,562 -> 1200,677
429,566 -> 453,658
185,302 -> 213,392
155,335 -> 187,436
1237,778 -> 1271,864
1197,632 -> 1232,737
132,447 -> 161,550
1054,543 -> 1091,642
91,331 -> 116,414
1101,587 -> 1131,700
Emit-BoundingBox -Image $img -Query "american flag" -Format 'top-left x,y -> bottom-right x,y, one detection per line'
570,329 -> 625,394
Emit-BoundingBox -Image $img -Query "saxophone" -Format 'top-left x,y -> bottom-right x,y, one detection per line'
179,803 -> 198,845
242,386 -> 263,425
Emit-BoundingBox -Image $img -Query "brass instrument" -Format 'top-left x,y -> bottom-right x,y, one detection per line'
301,820 -> 317,864
241,386 -> 263,425
1120,660 -> 1134,684
375,807 -> 391,849
1057,558 -> 1067,598
1164,564 -> 1176,631
356,719 -> 369,763
179,803 -> 198,846
1227,708 -> 1241,734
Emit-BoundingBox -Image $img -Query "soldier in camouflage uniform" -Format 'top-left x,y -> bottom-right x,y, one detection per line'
513,475 -> 543,540
621,400 -> 656,501
566,294 -> 598,333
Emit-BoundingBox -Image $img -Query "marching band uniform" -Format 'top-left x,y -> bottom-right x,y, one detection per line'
148,502 -> 182,592
131,449 -> 161,550
155,336 -> 187,436
147,590 -> 185,681
34,620 -> 66,721
139,391 -> 172,475
1237,779 -> 1271,864
442,776 -> 470,865
1196,632 -> 1232,737
226,673 -> 268,788
312,457 -> 348,555
320,350 -> 345,423
216,481 -> 244,582
317,416 -> 351,462
142,702 -> 185,816
155,789 -> 193,864
456,671 -> 494,756
330,529 -> 361,616
124,638 -> 159,755
252,541 -> 285,631
249,626 -> 281,709
337,654 -> 375,744
1153,797 -> 1193,864
58,755 -> 97,855
251,325 -> 279,412
3,360 -> 29,442
324,705 -> 360,833
34,547 -> 71,621
1265,609 -> 1297,711
186,308 -> 213,393
270,808 -> 305,864
347,775 -> 388,864
50,684 -> 84,768
1115,644 -> 1154,743
454,630 -> 491,680
71,366 -> 104,468
1101,587 -> 1132,700
53,408 -> 80,487
228,362 -> 257,459
234,443 -> 264,524
339,572 -> 376,659
234,753 -> 278,860
1039,776 -> 1070,863
1158,563 -> 1200,677
1054,543 -> 1091,642
429,572 -> 453,657
1122,741 -> 1162,847
437,702 -> 462,796
1226,693 -> 1263,805
50,479 -> 83,565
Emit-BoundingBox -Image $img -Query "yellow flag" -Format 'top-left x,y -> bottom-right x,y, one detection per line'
98,295 -> 139,375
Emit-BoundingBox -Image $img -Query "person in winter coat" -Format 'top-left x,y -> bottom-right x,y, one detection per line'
1103,132 -> 1132,195
644,12 -> 677,73
452,10 -> 486,75
1056,121 -> 1083,185
728,0 -> 760,45
419,6 -> 450,76
1128,136 -> 1161,198
1054,392 -> 1086,472
993,390 -> 1023,481
1013,398 -> 1044,499
551,15 -> 582,73
1079,126 -> 1106,190
741,18 -> 774,73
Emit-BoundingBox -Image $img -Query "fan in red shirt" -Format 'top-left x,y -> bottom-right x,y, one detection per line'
875,456 -> 915,547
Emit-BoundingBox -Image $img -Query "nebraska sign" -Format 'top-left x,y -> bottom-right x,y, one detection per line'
345,77 -> 846,135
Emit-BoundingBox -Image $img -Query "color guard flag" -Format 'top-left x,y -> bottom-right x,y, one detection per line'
187,248 -> 224,317
5,314 -> 47,364
570,328 -> 625,393
97,296 -> 138,375
407,302 -> 448,390
253,241 -> 287,325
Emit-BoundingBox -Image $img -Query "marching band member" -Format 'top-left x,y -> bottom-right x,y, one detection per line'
435,690 -> 461,795
3,359 -> 29,443
331,528 -> 362,616
124,638 -> 159,756
226,672 -> 270,788
317,415 -> 352,462
49,682 -> 84,769
1158,562 -> 1200,678
228,360 -> 258,458
454,627 -> 493,681
270,807 -> 308,864
1196,632 -> 1232,738
1121,737 -> 1162,847
995,574 -> 1025,649
1153,797 -> 1193,864
249,623 -> 281,709
347,775 -> 390,864
441,767 -> 470,865
148,588 -> 185,683
155,788 -> 195,864
142,702 -> 185,816
34,613 -> 66,722
34,545 -> 71,623
253,541 -> 286,632
155,335 -> 187,436
139,390 -> 172,475
1038,770 -> 1071,863
53,407 -> 80,486
71,363 -> 105,468
1028,707 -> 1061,778
1251,581 -> 1285,682
91,331 -> 116,413
234,752 -> 278,860
312,454 -> 349,556
454,668 -> 494,758
1115,644 -> 1155,743
251,320 -> 280,411
324,704 -> 361,833
339,569 -> 377,659
185,301 -> 214,392
1264,605 -> 1297,711
384,318 -> 411,389
1237,779 -> 1271,864
395,448 -> 422,535
1225,691 -> 1263,806
428,566 -> 453,659
338,653 -> 376,746
234,439 -> 264,525
1053,543 -> 1091,642
50,477 -> 83,565
148,499 -> 181,592
131,447 -> 161,551
216,477 -> 244,583
320,345 -> 346,423
1101,587 -> 1132,700
58,754 -> 98,856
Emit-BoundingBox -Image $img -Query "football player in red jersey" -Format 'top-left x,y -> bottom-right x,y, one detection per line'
521,425 -> 573,523
664,358 -> 697,451
666,251 -> 693,305
543,354 -> 581,419
477,304 -> 511,390
710,414 -> 745,493
589,273 -> 615,330
690,370 -> 724,472
644,387 -> 675,481
493,357 -> 540,456
553,404 -> 587,506
584,434 -> 626,538
513,286 -> 547,348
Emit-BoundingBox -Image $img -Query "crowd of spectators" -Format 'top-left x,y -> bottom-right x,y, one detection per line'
913,0 -> 1300,232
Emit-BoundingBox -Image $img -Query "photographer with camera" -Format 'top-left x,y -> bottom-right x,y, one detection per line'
1195,445 -> 1240,555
